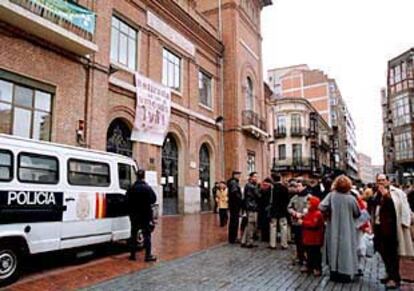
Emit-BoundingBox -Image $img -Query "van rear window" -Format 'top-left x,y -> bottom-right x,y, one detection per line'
0,150 -> 13,181
18,153 -> 58,184
118,163 -> 136,190
68,159 -> 110,187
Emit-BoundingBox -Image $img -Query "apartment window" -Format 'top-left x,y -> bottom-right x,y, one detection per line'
199,70 -> 212,107
246,77 -> 254,111
68,159 -> 110,187
394,132 -> 413,161
292,144 -> 302,165
310,113 -> 318,132
391,93 -> 410,126
277,115 -> 286,130
18,153 -> 58,184
389,68 -> 395,85
111,16 -> 137,70
291,114 -> 301,130
110,16 -> 137,70
0,150 -> 12,181
402,62 -> 407,81
247,151 -> 256,174
395,65 -> 401,83
0,80 -> 53,141
278,144 -> 286,160
162,49 -> 181,91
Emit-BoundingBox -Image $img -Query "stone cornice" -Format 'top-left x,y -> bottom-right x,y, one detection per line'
146,0 -> 224,57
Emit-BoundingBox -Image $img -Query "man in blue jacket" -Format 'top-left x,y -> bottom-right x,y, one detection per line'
127,169 -> 157,262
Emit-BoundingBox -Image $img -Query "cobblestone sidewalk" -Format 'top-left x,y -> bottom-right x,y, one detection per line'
85,243 -> 413,291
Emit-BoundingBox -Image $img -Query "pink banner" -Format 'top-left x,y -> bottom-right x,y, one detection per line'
131,73 -> 171,146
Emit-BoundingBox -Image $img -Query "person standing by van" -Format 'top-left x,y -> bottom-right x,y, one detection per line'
127,169 -> 157,262
216,181 -> 229,227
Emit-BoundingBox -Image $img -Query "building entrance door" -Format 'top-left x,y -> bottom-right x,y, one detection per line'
199,144 -> 211,211
162,134 -> 179,215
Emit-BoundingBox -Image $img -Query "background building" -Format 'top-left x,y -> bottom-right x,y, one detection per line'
383,48 -> 414,184
268,97 -> 331,180
267,65 -> 359,179
357,152 -> 377,184
0,0 -> 272,215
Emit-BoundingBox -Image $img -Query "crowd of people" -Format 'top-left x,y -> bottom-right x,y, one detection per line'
212,171 -> 414,289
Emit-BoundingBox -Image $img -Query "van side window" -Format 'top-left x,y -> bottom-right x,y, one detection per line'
118,163 -> 135,190
18,153 -> 58,184
0,150 -> 13,181
68,159 -> 110,187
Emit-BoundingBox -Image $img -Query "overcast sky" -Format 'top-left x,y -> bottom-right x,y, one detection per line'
261,0 -> 413,165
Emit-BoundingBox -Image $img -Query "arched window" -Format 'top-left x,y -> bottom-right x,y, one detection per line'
246,77 -> 254,111
106,118 -> 133,157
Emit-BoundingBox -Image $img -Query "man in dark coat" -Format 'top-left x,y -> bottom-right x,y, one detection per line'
227,171 -> 242,244
269,171 -> 290,249
258,178 -> 273,242
212,182 -> 220,213
241,172 -> 261,248
127,169 -> 157,262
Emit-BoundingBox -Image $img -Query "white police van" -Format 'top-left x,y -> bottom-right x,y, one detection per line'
0,134 -> 137,286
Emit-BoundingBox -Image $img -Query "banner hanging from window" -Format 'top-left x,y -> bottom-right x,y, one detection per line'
131,73 -> 171,146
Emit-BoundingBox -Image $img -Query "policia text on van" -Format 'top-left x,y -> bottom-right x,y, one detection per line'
0,134 -> 138,286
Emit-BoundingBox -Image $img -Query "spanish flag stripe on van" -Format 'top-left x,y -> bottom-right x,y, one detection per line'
95,193 -> 107,219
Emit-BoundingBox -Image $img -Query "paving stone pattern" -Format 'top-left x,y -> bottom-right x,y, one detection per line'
85,243 -> 407,291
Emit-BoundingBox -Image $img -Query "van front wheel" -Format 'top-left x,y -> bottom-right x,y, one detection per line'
0,243 -> 21,287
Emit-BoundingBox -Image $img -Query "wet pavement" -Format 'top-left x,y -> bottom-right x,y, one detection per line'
84,243 -> 414,291
8,213 -> 227,291
6,213 -> 414,291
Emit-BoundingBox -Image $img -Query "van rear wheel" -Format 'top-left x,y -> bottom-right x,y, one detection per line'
0,243 -> 21,287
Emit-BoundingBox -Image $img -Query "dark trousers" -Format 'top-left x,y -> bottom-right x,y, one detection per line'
305,245 -> 322,271
129,222 -> 152,259
258,210 -> 270,242
292,225 -> 305,264
219,208 -> 228,227
378,235 -> 400,283
228,207 -> 240,243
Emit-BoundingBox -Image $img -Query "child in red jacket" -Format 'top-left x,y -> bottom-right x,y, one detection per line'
298,195 -> 324,276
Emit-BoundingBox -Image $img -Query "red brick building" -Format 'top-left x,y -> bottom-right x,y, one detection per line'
0,0 -> 271,215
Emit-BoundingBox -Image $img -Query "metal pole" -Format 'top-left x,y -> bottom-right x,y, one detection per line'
218,0 -> 225,180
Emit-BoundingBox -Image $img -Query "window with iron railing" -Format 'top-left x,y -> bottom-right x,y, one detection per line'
278,144 -> 286,160
292,144 -> 302,165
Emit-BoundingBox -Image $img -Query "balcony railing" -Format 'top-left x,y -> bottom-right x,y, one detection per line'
273,158 -> 313,172
308,128 -> 319,139
242,110 -> 267,133
1,0 -> 97,55
274,127 -> 287,138
290,127 -> 307,137
10,0 -> 96,39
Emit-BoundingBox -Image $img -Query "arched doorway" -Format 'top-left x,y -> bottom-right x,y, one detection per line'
199,143 -> 211,211
106,118 -> 133,157
162,133 -> 179,215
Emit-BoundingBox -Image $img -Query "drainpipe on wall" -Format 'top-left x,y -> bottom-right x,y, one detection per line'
218,0 -> 226,180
